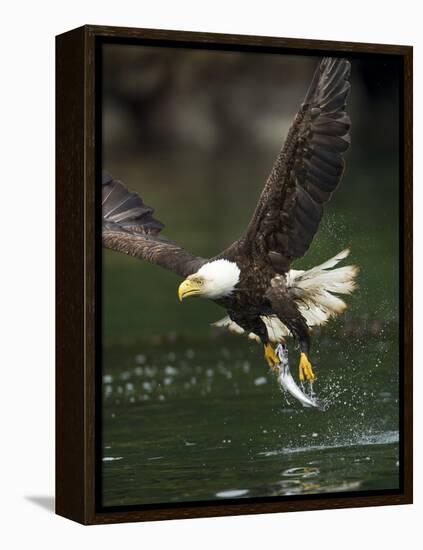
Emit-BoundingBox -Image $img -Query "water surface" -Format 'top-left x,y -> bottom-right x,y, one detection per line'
102,333 -> 399,506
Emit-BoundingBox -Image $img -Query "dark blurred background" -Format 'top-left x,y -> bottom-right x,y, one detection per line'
102,44 -> 400,346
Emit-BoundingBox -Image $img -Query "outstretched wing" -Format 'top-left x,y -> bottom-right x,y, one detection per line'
223,58 -> 351,272
102,172 -> 206,278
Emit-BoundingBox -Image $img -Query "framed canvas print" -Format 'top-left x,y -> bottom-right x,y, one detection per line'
56,25 -> 413,525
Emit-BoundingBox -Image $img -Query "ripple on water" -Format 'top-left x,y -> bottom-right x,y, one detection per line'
282,467 -> 319,478
216,489 -> 249,498
278,430 -> 399,456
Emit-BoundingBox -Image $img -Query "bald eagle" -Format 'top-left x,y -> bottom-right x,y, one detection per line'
103,57 -> 358,382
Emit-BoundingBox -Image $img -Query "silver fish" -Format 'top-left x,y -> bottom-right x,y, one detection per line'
275,344 -> 324,410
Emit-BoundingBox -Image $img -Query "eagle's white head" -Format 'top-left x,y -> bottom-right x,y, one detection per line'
178,259 -> 240,301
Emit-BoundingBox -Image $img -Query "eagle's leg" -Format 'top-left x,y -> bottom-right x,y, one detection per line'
272,313 -> 315,381
250,318 -> 280,373
230,314 -> 280,373
266,281 -> 316,382
264,343 -> 280,372
299,352 -> 314,382
298,339 -> 315,382
259,323 -> 281,373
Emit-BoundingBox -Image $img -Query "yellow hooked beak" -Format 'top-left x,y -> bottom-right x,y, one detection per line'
178,279 -> 202,301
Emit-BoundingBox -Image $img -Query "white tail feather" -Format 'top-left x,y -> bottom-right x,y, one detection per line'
212,249 -> 359,344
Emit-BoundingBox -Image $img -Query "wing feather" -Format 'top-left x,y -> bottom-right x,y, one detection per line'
221,58 -> 351,270
102,172 -> 206,278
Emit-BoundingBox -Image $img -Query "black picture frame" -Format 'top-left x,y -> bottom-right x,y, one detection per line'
56,24 -> 413,525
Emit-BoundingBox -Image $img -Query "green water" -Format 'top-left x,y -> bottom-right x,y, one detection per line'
101,330 -> 399,506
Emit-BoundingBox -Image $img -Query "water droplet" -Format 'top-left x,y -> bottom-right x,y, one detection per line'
164,365 -> 177,376
135,354 -> 146,365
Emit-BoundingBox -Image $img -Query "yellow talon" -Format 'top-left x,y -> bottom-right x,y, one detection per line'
299,352 -> 315,382
264,343 -> 280,373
